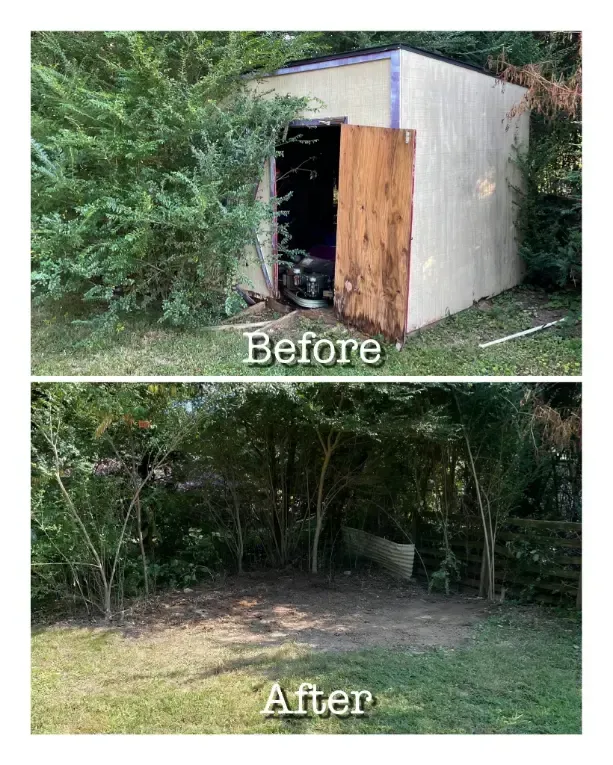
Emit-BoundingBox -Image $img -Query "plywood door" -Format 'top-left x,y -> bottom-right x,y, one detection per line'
335,125 -> 416,342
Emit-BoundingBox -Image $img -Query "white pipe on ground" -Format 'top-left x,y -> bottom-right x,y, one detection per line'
478,318 -> 565,349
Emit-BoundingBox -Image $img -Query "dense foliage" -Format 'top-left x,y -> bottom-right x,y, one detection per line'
31,32 -> 581,330
31,32 -> 309,327
514,113 -> 581,288
32,383 -> 581,617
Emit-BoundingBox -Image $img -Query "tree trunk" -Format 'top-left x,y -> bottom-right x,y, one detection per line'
236,512 -> 244,575
462,427 -> 495,601
135,494 -> 149,598
312,443 -> 334,574
230,483 -> 244,575
312,515 -> 323,575
104,584 -> 112,623
479,544 -> 490,598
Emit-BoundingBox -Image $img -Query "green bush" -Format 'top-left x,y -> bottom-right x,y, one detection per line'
515,119 -> 581,289
31,32 -> 306,328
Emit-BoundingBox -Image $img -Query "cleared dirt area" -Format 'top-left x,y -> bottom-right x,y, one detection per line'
31,574 -> 581,733
95,573 -> 491,652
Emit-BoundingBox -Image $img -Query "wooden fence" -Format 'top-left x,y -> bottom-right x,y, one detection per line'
343,526 -> 415,579
416,516 -> 581,605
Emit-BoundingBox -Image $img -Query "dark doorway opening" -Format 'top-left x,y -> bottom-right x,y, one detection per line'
276,123 -> 342,308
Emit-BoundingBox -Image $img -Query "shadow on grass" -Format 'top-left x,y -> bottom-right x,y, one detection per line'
33,608 -> 579,734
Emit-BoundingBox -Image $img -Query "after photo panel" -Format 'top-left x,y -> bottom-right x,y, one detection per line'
31,381 -> 581,734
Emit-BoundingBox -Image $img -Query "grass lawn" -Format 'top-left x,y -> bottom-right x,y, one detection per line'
31,286 -> 581,376
32,607 -> 581,734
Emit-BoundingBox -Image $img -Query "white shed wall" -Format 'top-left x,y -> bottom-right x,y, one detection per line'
238,158 -> 273,298
250,58 -> 391,126
400,50 -> 529,331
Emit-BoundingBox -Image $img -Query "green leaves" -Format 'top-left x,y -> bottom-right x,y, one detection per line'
31,32 -> 306,328
32,382 -> 581,614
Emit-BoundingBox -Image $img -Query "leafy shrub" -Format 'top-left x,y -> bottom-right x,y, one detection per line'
31,472 -> 134,612
428,549 -> 461,595
31,32 -> 306,328
514,121 -> 581,289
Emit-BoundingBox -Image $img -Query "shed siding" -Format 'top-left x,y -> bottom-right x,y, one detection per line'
250,58 -> 391,126
400,51 -> 529,332
239,158 -> 274,298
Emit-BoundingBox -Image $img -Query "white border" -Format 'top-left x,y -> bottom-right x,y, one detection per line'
3,4 -> 612,761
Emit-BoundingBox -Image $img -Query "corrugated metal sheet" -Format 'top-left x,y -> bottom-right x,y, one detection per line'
343,527 -> 415,579
400,50 -> 530,331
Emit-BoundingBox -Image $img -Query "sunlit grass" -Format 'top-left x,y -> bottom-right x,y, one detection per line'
32,607 -> 581,734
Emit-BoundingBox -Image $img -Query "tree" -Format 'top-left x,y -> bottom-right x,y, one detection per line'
32,384 -> 203,619
32,382 -> 582,614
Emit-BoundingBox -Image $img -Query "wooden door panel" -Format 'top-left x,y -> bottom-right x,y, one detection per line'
334,125 -> 415,342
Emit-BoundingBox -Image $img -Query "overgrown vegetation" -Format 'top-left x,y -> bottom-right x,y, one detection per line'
31,32 -> 308,328
32,383 -> 581,620
32,608 -> 581,734
493,34 -> 581,288
31,31 -> 581,341
513,118 -> 581,288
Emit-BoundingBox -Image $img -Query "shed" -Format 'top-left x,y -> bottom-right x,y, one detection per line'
241,44 -> 529,342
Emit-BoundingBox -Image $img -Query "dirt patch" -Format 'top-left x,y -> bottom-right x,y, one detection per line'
78,573 -> 491,652
223,305 -> 348,339
288,310 -> 372,345
227,305 -> 372,346
507,287 -> 574,327
223,306 -> 281,326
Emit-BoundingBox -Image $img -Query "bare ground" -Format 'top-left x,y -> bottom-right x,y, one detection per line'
242,288 -> 580,348
46,573 -> 492,652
